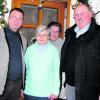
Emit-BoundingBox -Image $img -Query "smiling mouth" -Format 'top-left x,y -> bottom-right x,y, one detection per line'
39,40 -> 44,42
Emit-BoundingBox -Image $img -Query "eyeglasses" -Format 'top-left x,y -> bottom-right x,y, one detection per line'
50,30 -> 59,34
36,34 -> 48,37
73,12 -> 88,18
9,16 -> 23,20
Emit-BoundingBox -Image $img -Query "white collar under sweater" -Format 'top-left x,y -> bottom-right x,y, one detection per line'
74,24 -> 90,38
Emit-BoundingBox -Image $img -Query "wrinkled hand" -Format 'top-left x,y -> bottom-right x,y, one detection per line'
48,94 -> 58,100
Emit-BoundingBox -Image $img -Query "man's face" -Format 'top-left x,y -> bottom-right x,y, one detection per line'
8,10 -> 24,32
74,5 -> 92,29
50,26 -> 59,41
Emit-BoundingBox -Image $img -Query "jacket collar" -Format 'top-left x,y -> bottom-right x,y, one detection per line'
66,18 -> 97,41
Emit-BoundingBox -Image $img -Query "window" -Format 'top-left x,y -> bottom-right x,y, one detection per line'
12,0 -> 65,42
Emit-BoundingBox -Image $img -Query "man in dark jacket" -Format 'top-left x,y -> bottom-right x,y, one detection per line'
60,3 -> 100,100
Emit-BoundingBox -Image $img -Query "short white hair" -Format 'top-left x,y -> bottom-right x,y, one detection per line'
35,25 -> 50,35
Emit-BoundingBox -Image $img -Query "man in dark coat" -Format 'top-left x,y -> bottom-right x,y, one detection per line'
60,3 -> 100,100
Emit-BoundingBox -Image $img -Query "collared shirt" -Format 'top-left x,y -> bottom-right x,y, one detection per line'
74,24 -> 90,38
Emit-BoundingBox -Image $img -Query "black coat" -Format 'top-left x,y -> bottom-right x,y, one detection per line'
60,18 -> 100,100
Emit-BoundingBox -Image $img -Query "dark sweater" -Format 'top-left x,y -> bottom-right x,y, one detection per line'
4,26 -> 22,80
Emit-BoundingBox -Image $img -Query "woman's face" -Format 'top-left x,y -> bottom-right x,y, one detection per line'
50,26 -> 59,41
36,30 -> 49,45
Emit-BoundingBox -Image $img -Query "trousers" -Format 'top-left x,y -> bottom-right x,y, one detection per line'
65,83 -> 75,100
24,94 -> 48,100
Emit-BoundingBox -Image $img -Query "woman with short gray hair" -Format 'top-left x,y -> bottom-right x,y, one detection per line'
24,25 -> 60,100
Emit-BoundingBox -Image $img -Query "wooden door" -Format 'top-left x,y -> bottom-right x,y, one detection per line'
12,0 -> 65,43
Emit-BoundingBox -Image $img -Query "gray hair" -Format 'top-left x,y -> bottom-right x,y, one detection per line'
35,25 -> 50,35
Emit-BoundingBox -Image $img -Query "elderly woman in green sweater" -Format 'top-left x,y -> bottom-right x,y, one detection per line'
24,25 -> 60,100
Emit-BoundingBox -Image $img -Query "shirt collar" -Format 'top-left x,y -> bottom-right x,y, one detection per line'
74,24 -> 90,38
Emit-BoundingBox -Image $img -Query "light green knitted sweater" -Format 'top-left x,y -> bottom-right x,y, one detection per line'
24,41 -> 60,97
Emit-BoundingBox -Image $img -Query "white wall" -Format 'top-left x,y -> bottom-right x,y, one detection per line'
89,0 -> 100,25
69,0 -> 100,26
70,5 -> 75,27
